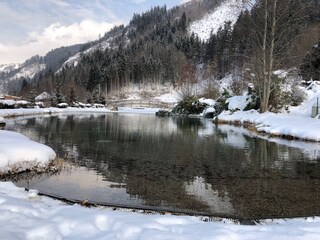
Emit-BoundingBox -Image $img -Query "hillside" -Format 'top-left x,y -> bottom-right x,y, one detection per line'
189,0 -> 256,41
0,0 -> 318,114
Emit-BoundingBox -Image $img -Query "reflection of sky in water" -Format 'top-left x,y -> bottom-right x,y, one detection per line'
217,124 -> 320,160
185,177 -> 234,215
24,166 -> 144,206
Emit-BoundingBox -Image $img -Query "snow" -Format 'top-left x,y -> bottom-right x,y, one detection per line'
10,63 -> 46,80
57,102 -> 69,108
0,130 -> 56,174
58,34 -> 122,73
274,70 -> 289,79
0,99 -> 30,107
0,107 -> 110,117
217,76 -> 320,142
0,63 -> 20,73
0,106 -> 170,119
218,109 -> 320,141
0,182 -> 319,239
189,0 -> 257,42
227,95 -> 250,111
199,97 -> 215,106
117,107 -> 160,114
35,92 -> 51,101
155,91 -> 179,103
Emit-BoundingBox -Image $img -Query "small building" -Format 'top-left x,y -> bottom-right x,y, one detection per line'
35,92 -> 52,107
4,95 -> 21,101
35,92 -> 52,101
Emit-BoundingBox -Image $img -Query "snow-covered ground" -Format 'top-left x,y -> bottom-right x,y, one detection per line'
0,181 -> 319,240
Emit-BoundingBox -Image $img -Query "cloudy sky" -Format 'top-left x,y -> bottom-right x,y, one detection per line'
0,0 -> 191,65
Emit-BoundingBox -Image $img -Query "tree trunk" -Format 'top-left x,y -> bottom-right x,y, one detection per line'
259,0 -> 278,113
260,0 -> 269,113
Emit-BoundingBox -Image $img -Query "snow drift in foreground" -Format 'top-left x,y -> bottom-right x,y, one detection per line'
0,130 -> 56,174
0,181 -> 319,240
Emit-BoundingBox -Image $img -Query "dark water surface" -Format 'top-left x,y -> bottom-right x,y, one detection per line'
5,113 -> 320,219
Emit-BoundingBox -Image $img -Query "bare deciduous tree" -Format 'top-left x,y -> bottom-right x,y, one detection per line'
249,0 -> 312,112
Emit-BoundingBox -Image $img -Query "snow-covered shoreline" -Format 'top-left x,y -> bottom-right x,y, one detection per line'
217,110 -> 320,142
0,107 -> 112,118
0,130 -> 56,175
0,181 -> 319,240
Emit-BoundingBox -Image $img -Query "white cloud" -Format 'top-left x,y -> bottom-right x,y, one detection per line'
0,19 -> 123,64
131,0 -> 148,3
180,0 -> 193,4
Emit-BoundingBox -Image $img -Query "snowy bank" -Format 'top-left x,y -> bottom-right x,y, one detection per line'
217,110 -> 320,141
0,107 -> 112,118
0,106 -> 166,119
0,130 -> 56,174
0,181 -> 319,240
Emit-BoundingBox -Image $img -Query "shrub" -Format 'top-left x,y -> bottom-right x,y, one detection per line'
291,86 -> 306,106
172,96 -> 207,115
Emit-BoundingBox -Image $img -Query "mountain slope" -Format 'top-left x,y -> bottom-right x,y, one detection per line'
189,0 -> 256,41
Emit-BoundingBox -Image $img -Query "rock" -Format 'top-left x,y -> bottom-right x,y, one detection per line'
156,110 -> 170,117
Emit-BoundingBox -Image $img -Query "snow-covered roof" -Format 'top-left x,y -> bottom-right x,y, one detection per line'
35,92 -> 52,101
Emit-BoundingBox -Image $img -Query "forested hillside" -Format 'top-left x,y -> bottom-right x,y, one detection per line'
15,0 -> 320,111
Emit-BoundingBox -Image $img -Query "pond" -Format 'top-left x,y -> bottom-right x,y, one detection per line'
4,113 -> 320,219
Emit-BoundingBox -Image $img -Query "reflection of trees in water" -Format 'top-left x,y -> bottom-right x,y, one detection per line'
8,114 -> 320,218
210,177 -> 320,219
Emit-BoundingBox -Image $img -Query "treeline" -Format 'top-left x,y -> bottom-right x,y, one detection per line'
20,0 -> 320,108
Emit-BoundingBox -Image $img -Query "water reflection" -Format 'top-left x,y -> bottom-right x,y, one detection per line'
5,113 -> 320,219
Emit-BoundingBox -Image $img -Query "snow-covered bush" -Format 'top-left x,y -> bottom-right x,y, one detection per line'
0,100 -> 31,109
57,103 -> 68,108
171,96 -> 207,115
93,104 -> 105,108
243,94 -> 260,111
269,85 -> 306,111
291,86 -> 306,106
214,88 -> 231,114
